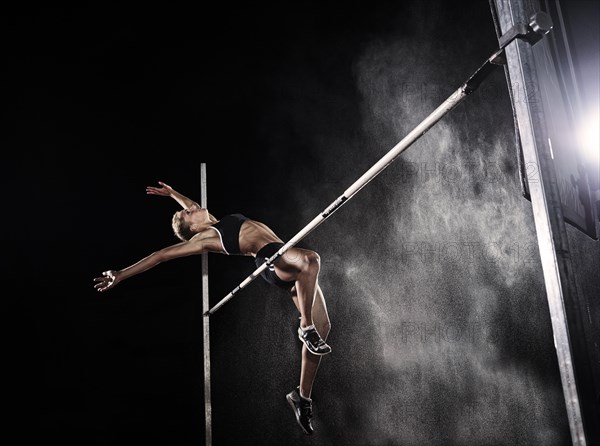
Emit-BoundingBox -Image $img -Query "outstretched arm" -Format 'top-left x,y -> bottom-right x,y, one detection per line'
146,181 -> 199,209
93,236 -> 208,292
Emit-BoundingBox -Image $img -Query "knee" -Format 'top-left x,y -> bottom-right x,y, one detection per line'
305,250 -> 321,272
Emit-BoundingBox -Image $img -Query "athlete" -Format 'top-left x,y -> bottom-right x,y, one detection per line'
93,181 -> 331,435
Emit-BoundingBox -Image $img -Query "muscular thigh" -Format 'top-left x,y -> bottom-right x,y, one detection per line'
272,246 -> 311,282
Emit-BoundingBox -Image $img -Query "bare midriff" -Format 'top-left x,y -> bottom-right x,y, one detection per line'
238,220 -> 284,256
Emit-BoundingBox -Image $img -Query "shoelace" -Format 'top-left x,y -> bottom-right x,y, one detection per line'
305,330 -> 326,347
301,405 -> 313,418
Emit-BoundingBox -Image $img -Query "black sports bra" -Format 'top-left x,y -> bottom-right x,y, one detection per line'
209,214 -> 249,255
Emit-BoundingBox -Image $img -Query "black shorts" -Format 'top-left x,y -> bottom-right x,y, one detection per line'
255,242 -> 296,292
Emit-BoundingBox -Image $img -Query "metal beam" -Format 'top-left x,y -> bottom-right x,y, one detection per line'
491,1 -> 588,444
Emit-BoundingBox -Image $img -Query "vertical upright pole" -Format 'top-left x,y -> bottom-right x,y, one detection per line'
491,1 -> 588,444
200,163 -> 212,446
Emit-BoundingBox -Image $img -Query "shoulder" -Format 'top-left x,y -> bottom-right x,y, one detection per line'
190,227 -> 227,253
191,227 -> 219,241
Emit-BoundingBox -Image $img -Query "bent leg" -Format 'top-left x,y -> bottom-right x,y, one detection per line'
274,247 -> 321,329
275,247 -> 330,356
291,284 -> 331,399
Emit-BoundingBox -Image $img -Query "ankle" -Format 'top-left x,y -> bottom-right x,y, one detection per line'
299,389 -> 312,401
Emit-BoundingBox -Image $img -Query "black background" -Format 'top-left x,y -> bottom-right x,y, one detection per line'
5,2 -> 598,445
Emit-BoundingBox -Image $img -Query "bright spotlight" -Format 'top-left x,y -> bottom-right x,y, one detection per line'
578,110 -> 599,166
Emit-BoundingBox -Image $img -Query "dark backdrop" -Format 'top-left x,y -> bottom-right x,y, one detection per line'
6,1 -> 596,445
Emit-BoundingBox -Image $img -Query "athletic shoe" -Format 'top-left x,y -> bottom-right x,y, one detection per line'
286,387 -> 314,435
298,325 -> 331,355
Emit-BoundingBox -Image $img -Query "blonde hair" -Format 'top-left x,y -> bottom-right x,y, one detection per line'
171,211 -> 194,241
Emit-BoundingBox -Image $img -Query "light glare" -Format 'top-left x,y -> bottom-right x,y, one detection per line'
578,111 -> 600,165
